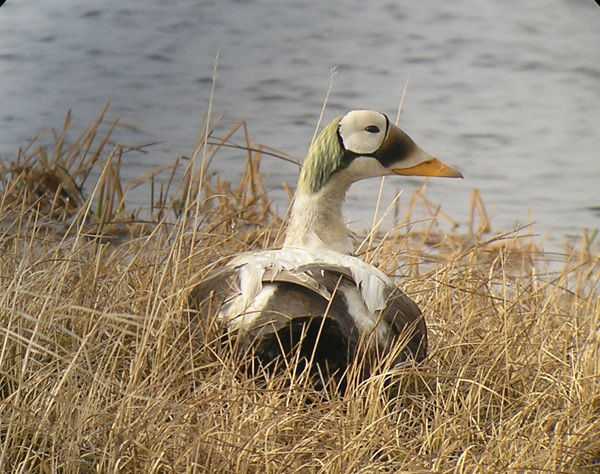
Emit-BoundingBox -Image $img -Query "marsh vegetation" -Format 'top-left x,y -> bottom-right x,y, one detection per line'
0,110 -> 598,472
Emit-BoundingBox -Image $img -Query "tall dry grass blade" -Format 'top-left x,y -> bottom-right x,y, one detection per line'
310,66 -> 337,148
470,188 -> 491,234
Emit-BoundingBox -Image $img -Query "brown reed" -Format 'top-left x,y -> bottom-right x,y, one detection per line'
0,110 -> 598,472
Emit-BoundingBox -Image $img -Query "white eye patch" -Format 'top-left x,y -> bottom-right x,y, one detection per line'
338,110 -> 388,155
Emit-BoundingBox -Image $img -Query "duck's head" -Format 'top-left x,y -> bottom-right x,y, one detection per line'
298,109 -> 462,194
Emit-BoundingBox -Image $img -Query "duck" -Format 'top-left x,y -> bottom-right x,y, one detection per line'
189,110 -> 462,386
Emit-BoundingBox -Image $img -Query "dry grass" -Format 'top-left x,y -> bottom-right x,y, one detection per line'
0,110 -> 599,473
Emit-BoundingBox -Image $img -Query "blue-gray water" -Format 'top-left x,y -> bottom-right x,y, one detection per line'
1,0 -> 599,245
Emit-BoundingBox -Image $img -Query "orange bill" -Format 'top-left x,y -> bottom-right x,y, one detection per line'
392,158 -> 463,178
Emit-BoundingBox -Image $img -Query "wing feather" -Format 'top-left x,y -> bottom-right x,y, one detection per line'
188,248 -> 427,367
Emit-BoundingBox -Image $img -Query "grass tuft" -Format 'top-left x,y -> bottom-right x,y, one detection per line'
0,109 -> 598,472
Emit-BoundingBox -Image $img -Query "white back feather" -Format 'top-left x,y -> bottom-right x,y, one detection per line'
227,247 -> 392,317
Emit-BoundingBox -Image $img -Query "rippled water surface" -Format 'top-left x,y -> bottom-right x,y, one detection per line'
1,0 -> 599,244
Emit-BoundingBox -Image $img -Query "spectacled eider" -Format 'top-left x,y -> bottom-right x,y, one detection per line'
190,110 -> 462,387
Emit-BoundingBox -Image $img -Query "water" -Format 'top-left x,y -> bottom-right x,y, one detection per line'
1,0 -> 599,246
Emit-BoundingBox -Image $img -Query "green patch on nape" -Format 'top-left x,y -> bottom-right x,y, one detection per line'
298,116 -> 344,194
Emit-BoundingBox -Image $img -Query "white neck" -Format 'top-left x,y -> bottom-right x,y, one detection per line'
283,176 -> 354,254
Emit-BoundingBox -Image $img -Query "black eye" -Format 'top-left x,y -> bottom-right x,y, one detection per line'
365,125 -> 380,133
